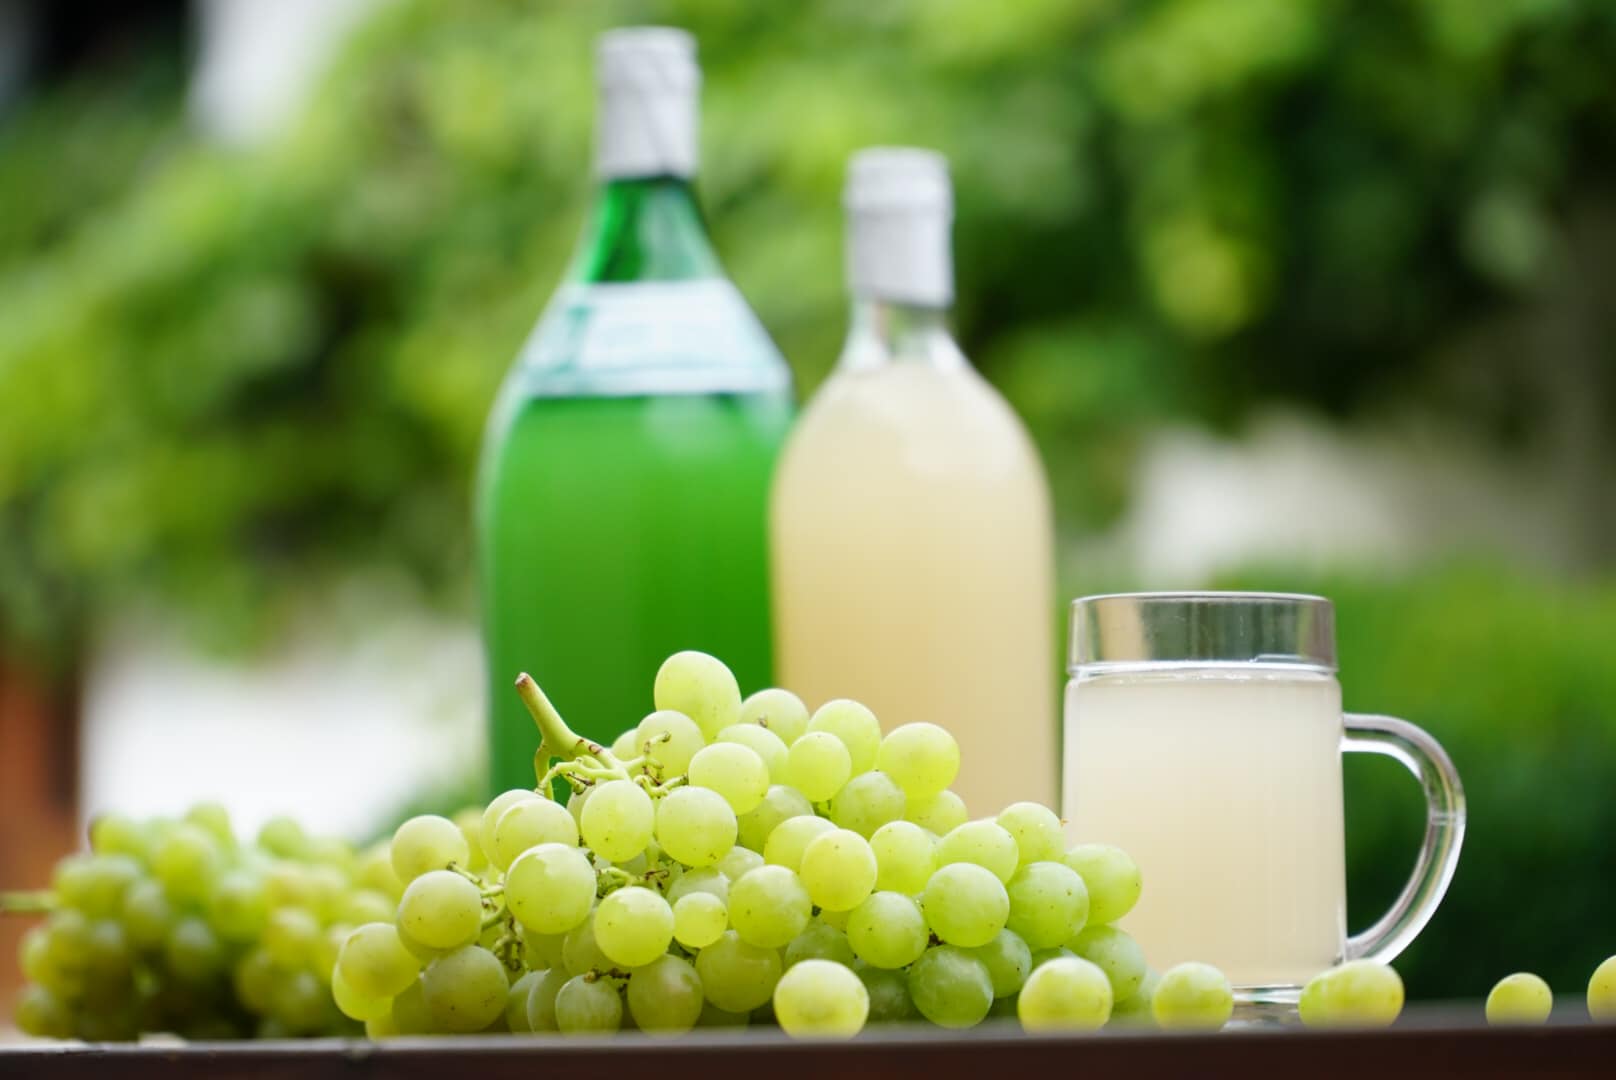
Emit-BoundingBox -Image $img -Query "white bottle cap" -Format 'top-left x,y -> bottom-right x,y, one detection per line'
596,27 -> 698,180
844,147 -> 954,307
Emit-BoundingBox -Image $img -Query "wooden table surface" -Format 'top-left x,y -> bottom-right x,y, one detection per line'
4,1009 -> 1613,1079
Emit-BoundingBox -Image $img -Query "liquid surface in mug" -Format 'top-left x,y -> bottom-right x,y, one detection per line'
1062,667 -> 1346,987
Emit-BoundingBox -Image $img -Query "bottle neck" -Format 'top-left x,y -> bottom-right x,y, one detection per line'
839,298 -> 967,372
571,176 -> 721,283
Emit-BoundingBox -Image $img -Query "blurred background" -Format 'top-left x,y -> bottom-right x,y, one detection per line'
1,0 -> 1613,1008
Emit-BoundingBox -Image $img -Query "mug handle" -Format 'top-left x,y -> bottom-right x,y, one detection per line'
1340,713 -> 1466,965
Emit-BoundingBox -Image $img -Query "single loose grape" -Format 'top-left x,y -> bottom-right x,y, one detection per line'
1018,956 -> 1113,1031
1298,960 -> 1404,1028
525,967 -> 571,1032
689,742 -> 772,815
1590,955 -> 1616,1020
729,865 -> 812,948
397,869 -> 482,950
936,820 -> 1020,883
656,786 -> 739,867
338,922 -> 421,999
829,770 -> 907,838
332,967 -> 393,1023
970,928 -> 1033,998
774,959 -> 869,1038
922,862 -> 1010,948
696,930 -> 783,1013
1063,844 -> 1142,925
764,814 -> 837,872
738,688 -> 810,745
1152,962 -> 1233,1031
505,843 -> 596,934
877,723 -> 960,800
627,954 -> 705,1033
594,886 -> 675,969
580,779 -> 655,863
737,785 -> 815,853
636,710 -> 707,777
906,790 -> 969,835
908,945 -> 995,1028
784,920 -> 857,969
391,815 -> 470,883
870,820 -> 935,895
491,797 -> 578,870
1005,861 -> 1089,949
717,724 -> 790,785
1070,924 -> 1146,1001
996,803 -> 1066,867
1486,972 -> 1553,1025
654,651 -> 743,740
800,828 -> 878,912
674,893 -> 729,949
846,891 -> 929,969
786,732 -> 853,802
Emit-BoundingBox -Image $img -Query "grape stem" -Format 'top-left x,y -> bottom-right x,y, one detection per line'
0,889 -> 54,915
516,673 -> 629,784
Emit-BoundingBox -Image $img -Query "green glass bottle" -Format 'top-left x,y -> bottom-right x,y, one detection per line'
477,28 -> 792,792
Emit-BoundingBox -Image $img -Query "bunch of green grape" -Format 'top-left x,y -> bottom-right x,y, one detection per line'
9,805 -> 403,1040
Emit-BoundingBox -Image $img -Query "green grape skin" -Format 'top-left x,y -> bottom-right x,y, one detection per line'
396,870 -> 482,950
936,820 -> 1020,883
504,843 -> 596,935
996,803 -> 1066,867
697,1000 -> 752,1027
785,732 -> 853,803
668,865 -> 730,905
654,650 -> 743,740
1298,960 -> 1404,1028
728,866 -> 812,948
877,723 -> 960,800
1018,956 -> 1113,1031
364,1012 -> 401,1039
656,786 -> 739,868
207,868 -> 268,943
232,947 -> 279,1014
421,945 -> 508,1033
773,959 -> 869,1038
182,802 -> 235,850
389,978 -> 434,1035
1486,972 -> 1553,1025
89,812 -> 149,861
1062,844 -> 1142,925
908,945 -> 996,1028
1069,924 -> 1145,1001
799,828 -> 878,912
970,929 -> 1033,998
1005,861 -> 1089,949
314,923 -> 350,987
808,700 -> 882,775
906,790 -> 969,835
390,815 -> 470,884
332,967 -> 394,1023
165,915 -> 225,982
690,742 -> 773,815
82,919 -> 132,983
594,886 -> 675,969
451,808 -> 488,873
524,967 -> 571,1032
696,931 -> 783,1013
522,928 -> 568,972
262,862 -> 319,911
636,710 -> 707,778
491,797 -> 579,871
54,853 -> 142,918
480,789 -> 540,854
1030,946 -> 1077,969
1590,955 -> 1616,1020
673,893 -> 729,950
784,920 -> 857,969
580,779 -> 656,863
738,688 -> 811,746
610,728 -> 641,762
870,820 -> 935,895
272,968 -> 334,1035
718,723 -> 790,784
819,906 -> 850,932
337,888 -> 396,927
566,786 -> 594,830
151,823 -> 221,904
828,770 -> 907,839
562,910 -> 610,976
921,862 -> 1010,948
763,815 -> 836,872
257,816 -> 310,859
506,970 -> 540,1033
717,845 -> 765,882
627,954 -> 706,1033
1152,962 -> 1234,1031
337,922 -> 421,999
14,984 -> 75,1039
1109,967 -> 1160,1028
855,962 -> 918,1024
846,891 -> 929,970
555,973 -> 625,1034
18,926 -> 51,985
737,785 -> 815,853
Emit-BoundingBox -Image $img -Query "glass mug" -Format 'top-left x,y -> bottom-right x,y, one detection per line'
1061,592 -> 1464,1008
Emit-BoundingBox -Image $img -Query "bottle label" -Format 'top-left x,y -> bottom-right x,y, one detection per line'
517,279 -> 791,397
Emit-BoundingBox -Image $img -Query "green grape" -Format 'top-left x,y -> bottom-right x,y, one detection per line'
337,922 -> 421,998
389,978 -> 434,1035
165,915 -> 225,982
184,802 -> 236,851
668,865 -> 730,905
257,816 -> 310,859
906,790 -> 969,835
719,723 -> 790,784
1018,956 -> 1113,1031
506,970 -> 540,1033
594,886 -> 675,968
627,953 -> 706,1033
308,835 -> 358,873
83,918 -> 132,981
1486,972 -> 1553,1025
996,803 -> 1065,867
697,1001 -> 751,1027
655,786 -> 738,868
364,1013 -> 400,1039
89,812 -> 148,860
1590,955 -> 1616,1020
855,962 -> 918,1024
1030,946 -> 1076,969
396,922 -> 445,964
15,984 -> 75,1039
1005,861 -> 1089,949
738,688 -> 810,745
784,920 -> 856,969
696,931 -> 783,1013
207,868 -> 268,943
421,945 -> 508,1033
808,700 -> 882,775
263,905 -> 322,967
120,877 -> 174,951
524,967 -> 571,1032
55,853 -> 142,918
505,842 -> 596,934
1298,960 -> 1403,1028
562,911 -> 612,977
921,862 -> 1010,947
522,928 -> 568,972
773,959 -> 869,1039
1070,925 -> 1145,1001
263,861 -> 319,910
819,906 -> 851,932
451,808 -> 488,872
18,926 -> 51,984
674,892 -> 729,949
653,650 -> 743,740
717,845 -> 765,882
151,823 -> 221,903
556,973 -> 624,1034
763,814 -> 836,872
828,770 -> 906,839
1109,967 -> 1159,1028
337,889 -> 395,927
870,820 -> 935,894
610,728 -> 641,762
397,869 -> 482,950
480,789 -> 540,854
689,742 -> 772,815
315,923 -> 350,986
579,779 -> 655,863
737,785 -> 815,853
908,945 -> 995,1028
785,732 -> 853,802
566,786 -> 594,830
936,820 -> 1020,884
233,948 -> 279,1014
800,828 -> 878,912
491,797 -> 579,870
332,967 -> 393,1023
1152,962 -> 1233,1031
877,723 -> 960,800
1062,844 -> 1142,925
728,865 -> 812,948
390,815 -> 470,883
636,710 -> 707,777
846,891 -> 928,969
970,929 -> 1033,998
45,908 -> 92,967
304,864 -> 352,924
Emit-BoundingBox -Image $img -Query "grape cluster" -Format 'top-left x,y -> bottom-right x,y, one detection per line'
10,805 -> 400,1040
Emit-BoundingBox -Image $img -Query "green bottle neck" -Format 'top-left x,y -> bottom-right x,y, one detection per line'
570,176 -> 721,284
